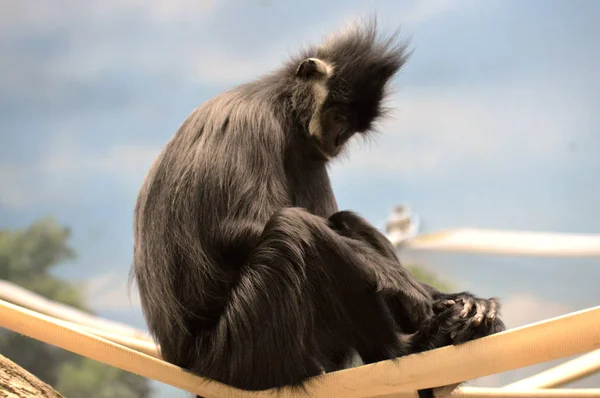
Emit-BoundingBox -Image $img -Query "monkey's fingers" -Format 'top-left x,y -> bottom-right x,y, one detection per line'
484,297 -> 500,325
449,309 -> 490,343
433,299 -> 455,313
471,299 -> 487,327
468,296 -> 500,325
458,297 -> 474,318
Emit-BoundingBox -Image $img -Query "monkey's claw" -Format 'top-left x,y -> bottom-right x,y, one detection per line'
433,299 -> 455,312
434,294 -> 506,345
453,294 -> 498,323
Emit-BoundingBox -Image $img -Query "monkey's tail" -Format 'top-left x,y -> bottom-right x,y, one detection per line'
198,388 -> 436,397
418,383 -> 461,398
199,389 -> 432,398
418,388 -> 435,398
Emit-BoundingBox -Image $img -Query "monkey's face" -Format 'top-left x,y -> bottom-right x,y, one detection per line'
294,58 -> 348,160
294,24 -> 408,160
294,56 -> 396,160
312,103 -> 355,158
294,57 -> 369,160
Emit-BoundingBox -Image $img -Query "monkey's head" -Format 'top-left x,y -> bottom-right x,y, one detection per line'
290,19 -> 409,160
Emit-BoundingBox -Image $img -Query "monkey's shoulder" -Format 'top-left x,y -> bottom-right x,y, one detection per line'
172,87 -> 288,154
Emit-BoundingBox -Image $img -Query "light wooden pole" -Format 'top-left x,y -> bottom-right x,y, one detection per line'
0,354 -> 63,398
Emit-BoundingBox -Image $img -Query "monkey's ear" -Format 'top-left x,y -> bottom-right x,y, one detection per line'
296,58 -> 332,80
296,59 -> 319,79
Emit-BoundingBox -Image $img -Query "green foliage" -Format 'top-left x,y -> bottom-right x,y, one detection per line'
0,217 -> 86,310
0,217 -> 151,398
407,264 -> 453,293
56,358 -> 151,398
0,332 -> 75,386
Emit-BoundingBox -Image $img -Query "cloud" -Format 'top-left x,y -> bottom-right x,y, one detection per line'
0,131 -> 161,209
0,170 -> 82,210
400,0 -> 459,25
0,0 -> 216,32
498,292 -> 573,329
42,132 -> 161,182
0,0 -> 469,95
86,269 -> 141,311
0,0 -> 236,95
329,81 -> 580,182
0,165 -> 31,209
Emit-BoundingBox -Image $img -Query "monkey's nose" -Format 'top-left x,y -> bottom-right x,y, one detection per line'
334,132 -> 343,147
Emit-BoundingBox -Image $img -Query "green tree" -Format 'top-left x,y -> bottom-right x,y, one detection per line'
406,264 -> 453,293
0,217 -> 151,398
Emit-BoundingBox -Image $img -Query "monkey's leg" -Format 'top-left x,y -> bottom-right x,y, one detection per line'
329,210 -> 505,342
327,212 -> 505,398
328,210 -> 400,261
199,207 -> 427,391
325,211 -> 435,330
328,211 -> 472,398
328,210 -> 431,332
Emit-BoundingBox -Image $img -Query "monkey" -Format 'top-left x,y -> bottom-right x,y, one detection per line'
131,18 -> 505,398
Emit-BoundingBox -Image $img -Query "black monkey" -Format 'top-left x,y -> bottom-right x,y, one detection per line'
131,19 -> 505,398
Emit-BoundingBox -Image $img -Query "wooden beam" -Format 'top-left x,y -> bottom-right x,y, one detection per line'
0,354 -> 63,398
396,229 -> 600,257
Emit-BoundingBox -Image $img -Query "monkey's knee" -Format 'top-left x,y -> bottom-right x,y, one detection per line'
329,211 -> 398,259
328,210 -> 369,232
265,207 -> 321,235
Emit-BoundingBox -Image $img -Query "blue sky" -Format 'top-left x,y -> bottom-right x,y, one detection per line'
1,0 -> 599,396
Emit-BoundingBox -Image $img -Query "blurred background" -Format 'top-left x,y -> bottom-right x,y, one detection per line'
1,0 -> 599,397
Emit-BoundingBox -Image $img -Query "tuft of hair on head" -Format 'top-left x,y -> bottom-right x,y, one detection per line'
318,16 -> 411,77
316,16 -> 411,130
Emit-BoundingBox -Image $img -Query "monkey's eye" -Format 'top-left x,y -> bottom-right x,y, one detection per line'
328,110 -> 346,126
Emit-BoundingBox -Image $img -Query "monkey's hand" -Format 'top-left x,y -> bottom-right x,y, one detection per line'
411,295 -> 505,357
433,294 -> 505,344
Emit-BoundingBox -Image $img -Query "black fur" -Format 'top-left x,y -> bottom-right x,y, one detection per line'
131,19 -> 505,398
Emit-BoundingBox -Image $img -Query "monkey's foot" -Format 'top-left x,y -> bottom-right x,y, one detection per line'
433,294 -> 505,344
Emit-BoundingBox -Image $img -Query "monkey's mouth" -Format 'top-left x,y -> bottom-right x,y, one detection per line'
312,130 -> 350,160
334,129 -> 353,148
310,137 -> 333,160
307,118 -> 353,160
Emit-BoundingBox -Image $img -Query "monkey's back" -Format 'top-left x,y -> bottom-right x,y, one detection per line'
132,82 -> 298,367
